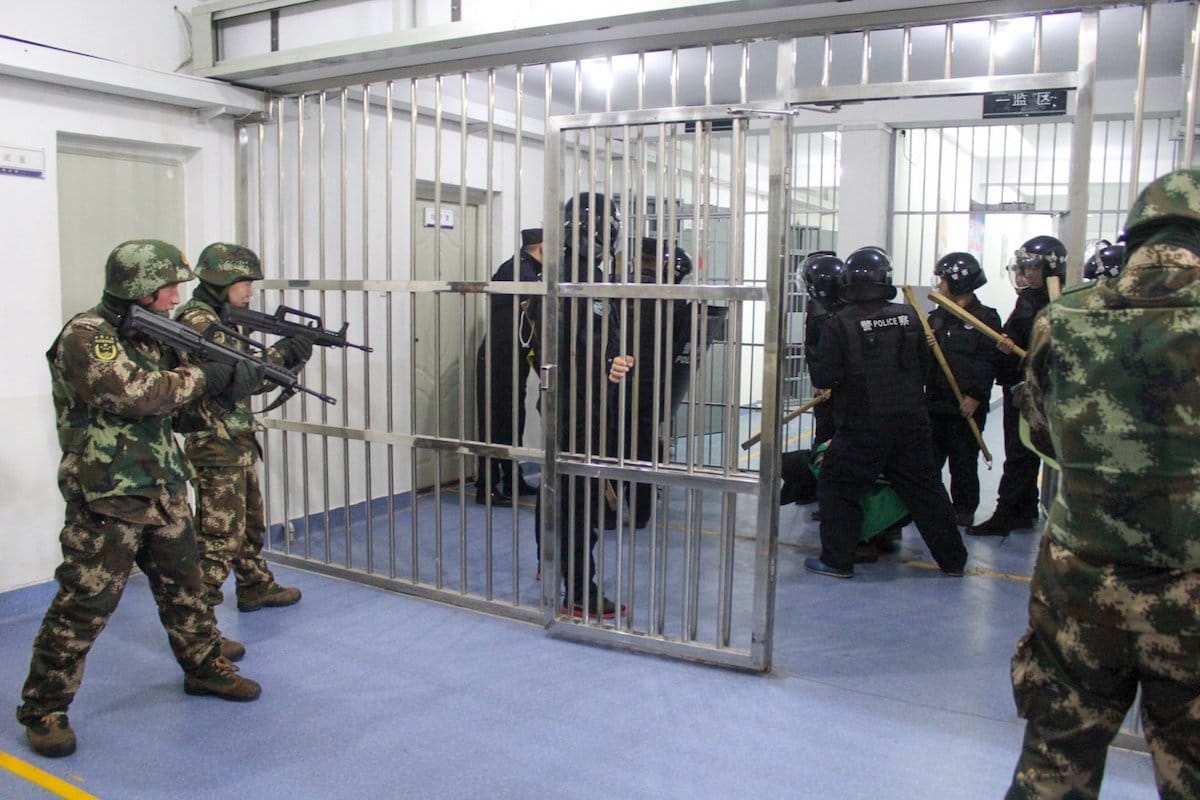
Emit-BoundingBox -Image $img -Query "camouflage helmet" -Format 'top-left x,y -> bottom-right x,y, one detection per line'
194,242 -> 263,287
104,239 -> 194,300
1121,168 -> 1200,240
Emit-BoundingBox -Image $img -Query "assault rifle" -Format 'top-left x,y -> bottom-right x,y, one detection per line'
220,304 -> 372,352
120,305 -> 337,412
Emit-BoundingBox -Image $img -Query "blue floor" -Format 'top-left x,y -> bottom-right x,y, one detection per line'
0,413 -> 1159,799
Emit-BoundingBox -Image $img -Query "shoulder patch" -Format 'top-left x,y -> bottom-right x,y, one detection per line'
92,333 -> 119,362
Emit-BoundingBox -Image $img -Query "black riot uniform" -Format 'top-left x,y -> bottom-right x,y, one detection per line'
927,252 -> 1002,526
475,229 -> 543,504
806,247 -> 967,577
800,251 -> 845,446
969,234 -> 1065,536
531,193 -> 623,617
623,238 -> 694,528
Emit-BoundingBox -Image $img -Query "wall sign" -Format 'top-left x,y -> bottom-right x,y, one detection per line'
982,89 -> 1068,119
423,206 -> 455,228
0,145 -> 45,179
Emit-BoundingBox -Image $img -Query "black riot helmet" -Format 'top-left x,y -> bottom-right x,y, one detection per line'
636,239 -> 693,284
841,246 -> 896,302
1010,235 -> 1068,284
564,192 -> 621,267
667,246 -> 692,284
933,251 -> 987,295
800,251 -> 845,307
1082,240 -> 1125,280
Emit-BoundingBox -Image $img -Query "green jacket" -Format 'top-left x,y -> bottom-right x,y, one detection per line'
175,298 -> 284,467
1022,241 -> 1200,634
49,307 -> 207,505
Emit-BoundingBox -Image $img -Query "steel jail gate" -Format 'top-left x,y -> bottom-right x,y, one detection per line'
226,2 -> 1195,680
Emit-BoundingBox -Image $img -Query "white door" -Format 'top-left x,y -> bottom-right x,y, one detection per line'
411,200 -> 482,489
57,145 -> 186,322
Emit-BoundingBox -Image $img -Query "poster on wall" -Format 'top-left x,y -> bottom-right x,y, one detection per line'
0,145 -> 45,179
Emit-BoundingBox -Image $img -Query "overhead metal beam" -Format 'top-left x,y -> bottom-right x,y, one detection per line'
0,35 -> 266,116
784,71 -> 1079,105
192,0 -> 1130,93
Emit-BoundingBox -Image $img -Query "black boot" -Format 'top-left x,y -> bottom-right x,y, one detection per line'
967,512 -> 1034,537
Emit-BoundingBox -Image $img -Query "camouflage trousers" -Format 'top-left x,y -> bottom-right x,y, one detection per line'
1007,596 -> 1200,800
192,464 -> 275,608
17,490 -> 220,725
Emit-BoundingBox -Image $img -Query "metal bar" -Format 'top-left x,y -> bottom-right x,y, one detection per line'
785,71 -> 1079,106
944,23 -> 953,80
540,113 -> 563,621
200,0 -> 1130,91
409,79 -> 420,583
485,65 -> 497,601
256,113 -> 272,558
988,19 -> 998,77
861,29 -> 870,86
705,43 -> 713,106
361,83 -> 374,574
266,551 -> 545,626
651,120 -> 667,637
459,71 -> 469,594
339,88 -> 352,570
277,96 -> 292,561
433,74 -> 444,588
1184,4 -> 1200,167
1033,13 -> 1043,74
319,90 -> 332,565
822,33 -> 831,89
1065,11 -> 1098,270
385,78 -> 396,580
297,92 -> 312,561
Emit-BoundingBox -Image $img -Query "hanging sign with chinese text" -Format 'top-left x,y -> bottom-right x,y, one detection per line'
982,89 -> 1068,119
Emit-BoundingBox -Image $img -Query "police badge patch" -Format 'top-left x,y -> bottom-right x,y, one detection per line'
92,333 -> 119,361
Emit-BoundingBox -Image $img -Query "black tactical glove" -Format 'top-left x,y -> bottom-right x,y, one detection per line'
223,360 -> 267,404
198,361 -> 235,397
277,329 -> 317,368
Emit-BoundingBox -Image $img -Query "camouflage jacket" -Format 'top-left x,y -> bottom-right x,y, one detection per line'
1021,242 -> 1200,634
49,307 -> 209,506
175,298 -> 285,467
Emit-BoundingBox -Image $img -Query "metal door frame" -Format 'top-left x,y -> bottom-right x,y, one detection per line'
540,104 -> 792,670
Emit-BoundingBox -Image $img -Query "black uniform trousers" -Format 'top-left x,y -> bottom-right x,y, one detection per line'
812,402 -> 837,447
930,408 -> 987,516
475,340 -> 531,495
994,387 -> 1040,521
817,415 -> 967,573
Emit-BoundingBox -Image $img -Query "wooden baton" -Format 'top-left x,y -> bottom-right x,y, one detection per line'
902,286 -> 992,466
928,291 -> 1026,358
740,392 -> 829,451
1045,274 -> 1062,302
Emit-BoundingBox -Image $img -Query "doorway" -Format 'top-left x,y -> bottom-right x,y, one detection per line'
57,138 -> 187,321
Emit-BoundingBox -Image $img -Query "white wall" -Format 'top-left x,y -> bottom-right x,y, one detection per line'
0,71 -> 240,592
0,0 -> 202,74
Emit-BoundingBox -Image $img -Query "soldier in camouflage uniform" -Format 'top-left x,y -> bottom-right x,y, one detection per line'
1007,170 -> 1200,799
17,240 -> 264,759
177,243 -> 312,628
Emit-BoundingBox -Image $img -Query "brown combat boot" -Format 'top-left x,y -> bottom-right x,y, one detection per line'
25,712 -> 76,758
237,583 -> 302,612
219,637 -> 246,662
184,656 -> 262,701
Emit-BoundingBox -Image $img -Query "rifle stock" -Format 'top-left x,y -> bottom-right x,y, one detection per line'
121,305 -> 337,409
221,303 -> 373,352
